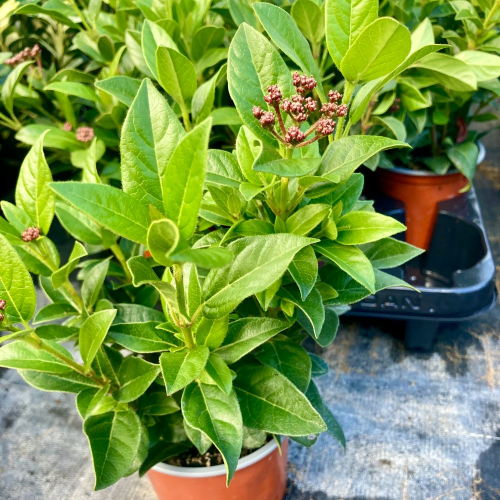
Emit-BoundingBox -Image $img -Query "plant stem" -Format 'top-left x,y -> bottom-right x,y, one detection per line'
173,263 -> 188,321
273,103 -> 287,135
110,243 -> 132,282
334,81 -> 355,140
181,103 -> 191,132
181,325 -> 195,350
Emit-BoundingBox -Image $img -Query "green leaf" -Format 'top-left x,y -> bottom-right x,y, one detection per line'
16,125 -> 84,152
163,119 -> 212,240
236,126 -> 266,186
109,322 -> 181,353
234,365 -> 326,436
76,384 -> 112,420
49,183 -> 150,245
341,18 -> 411,83
33,302 -> 78,324
84,410 -> 142,490
371,116 -> 407,141
192,26 -> 226,61
80,310 -> 117,371
184,421 -> 212,455
412,53 -> 477,92
360,237 -> 424,269
289,246 -> 318,300
228,24 -> 294,147
207,150 -> 246,187
314,240 -> 375,293
455,50 -> 500,82
318,136 -> 410,183
215,317 -> 289,364
140,391 -> 180,416
253,158 -> 321,178
336,211 -> 406,245
446,142 -> 479,180
95,76 -> 141,107
306,380 -> 345,449
209,107 -> 243,126
172,247 -> 233,269
254,3 -> 324,100
278,287 -> 325,338
35,325 -> 78,342
292,0 -> 325,47
15,0 -> 80,29
325,0 -> 378,68
156,46 -> 197,108
2,60 -> 33,117
160,346 -> 210,395
15,131 -> 54,235
205,353 -> 233,395
114,304 -> 165,324
0,234 -> 36,324
147,219 -> 180,266
195,315 -> 229,349
182,382 -> 242,483
203,234 -> 317,318
310,352 -> 328,377
56,202 -> 104,246
44,82 -> 99,102
315,307 -> 340,347
286,203 -> 331,236
255,335 -> 311,392
51,241 -> 87,290
373,268 -> 417,292
81,259 -> 109,310
142,20 -> 177,79
115,357 -> 161,403
0,340 -> 72,373
20,369 -> 101,393
121,79 -> 185,211
139,441 -> 192,477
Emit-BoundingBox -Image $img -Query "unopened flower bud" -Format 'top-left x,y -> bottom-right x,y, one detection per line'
264,84 -> 282,105
291,95 -> 304,104
30,44 -> 41,58
253,106 -> 264,119
259,111 -> 276,129
62,121 -> 72,131
22,227 -> 41,242
316,118 -> 336,136
295,113 -> 308,122
281,98 -> 292,112
304,97 -> 317,113
328,90 -> 342,103
320,102 -> 337,117
336,104 -> 348,117
0,300 -> 6,310
285,126 -> 306,144
76,126 -> 94,143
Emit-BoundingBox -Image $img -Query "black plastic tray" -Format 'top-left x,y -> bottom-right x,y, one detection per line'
346,184 -> 497,350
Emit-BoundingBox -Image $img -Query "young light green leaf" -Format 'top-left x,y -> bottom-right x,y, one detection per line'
286,204 -> 331,236
51,241 -> 87,290
292,0 -> 325,48
55,201 -> 104,246
325,0 -> 378,68
15,131 -> 54,234
314,240 -> 375,292
254,158 -> 321,178
204,353 -> 233,395
160,346 -> 210,395
108,322 -> 181,353
215,317 -> 289,364
195,315 -> 229,349
95,76 -> 141,107
163,119 -> 212,240
341,18 -> 411,83
147,219 -> 180,266
360,237 -> 424,269
44,82 -> 99,102
81,259 -> 109,310
289,246 -> 318,300
156,46 -> 197,108
203,234 -> 317,318
455,50 -> 500,82
115,357 -> 160,403
182,382 -> 242,484
234,365 -> 326,436
84,410 -> 142,490
121,79 -> 185,211
142,20 -> 177,79
206,150 -> 246,187
0,233 -> 36,324
2,60 -> 33,117
50,183 -> 150,245
80,309 -> 117,371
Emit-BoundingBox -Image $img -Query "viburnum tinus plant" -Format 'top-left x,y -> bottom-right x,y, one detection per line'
0,1 -> 429,492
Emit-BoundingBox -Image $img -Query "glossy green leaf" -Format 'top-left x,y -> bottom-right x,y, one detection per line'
80,309 -> 117,371
446,142 -> 479,180
16,124 -> 84,152
172,247 -> 233,269
286,204 -> 331,236
109,322 -> 181,353
76,384 -> 112,420
360,237 -> 424,269
147,219 -> 180,266
254,158 -> 321,178
203,234 -> 317,318
33,302 -> 78,324
314,240 -> 375,292
50,183 -> 150,245
163,119 -> 212,240
139,391 -> 180,416
182,382 -> 242,483
215,317 -> 289,364
115,356 -> 160,403
205,353 -> 233,395
234,365 -> 326,436
341,18 -> 411,83
192,26 -> 226,61
35,325 -> 78,342
121,79 -> 185,211
20,369 -> 101,393
15,131 -> 54,235
160,346 -> 210,395
195,315 -> 229,349
44,82 -> 99,102
184,421 -> 212,455
456,50 -> 500,82
292,0 -> 325,47
84,410 -> 142,490
310,352 -> 328,377
206,150 -> 245,187
325,0 -> 378,68
55,201 -> 103,246
0,233 -> 36,324
51,241 -> 87,290
142,20 -> 177,79
95,76 -> 141,107
81,259 -> 109,310
289,246 -> 318,300
315,307 -> 340,347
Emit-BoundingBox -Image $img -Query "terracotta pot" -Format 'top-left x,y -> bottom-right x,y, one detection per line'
147,439 -> 289,500
376,143 -> 485,251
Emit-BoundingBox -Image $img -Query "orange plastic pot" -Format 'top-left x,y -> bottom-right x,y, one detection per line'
147,439 -> 289,500
376,167 -> 468,250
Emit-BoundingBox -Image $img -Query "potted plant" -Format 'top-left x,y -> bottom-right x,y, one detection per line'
353,0 -> 500,249
0,2 -> 429,499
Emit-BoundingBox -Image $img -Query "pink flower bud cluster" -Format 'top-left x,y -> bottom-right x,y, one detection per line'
285,126 -> 306,144
292,72 -> 317,95
76,126 -> 95,143
5,44 -> 41,67
316,118 -> 335,136
22,227 -> 41,242
253,107 -> 276,129
264,84 -> 282,105
63,122 -> 72,132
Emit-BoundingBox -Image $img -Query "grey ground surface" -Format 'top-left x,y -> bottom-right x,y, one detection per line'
1,136 -> 500,499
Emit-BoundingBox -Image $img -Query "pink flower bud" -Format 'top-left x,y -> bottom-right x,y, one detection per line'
336,104 -> 348,117
281,99 -> 292,112
285,126 -> 306,144
328,90 -> 342,103
316,118 -> 335,136
264,84 -> 282,105
0,299 -> 6,310
62,122 -> 72,131
304,97 -> 317,113
259,111 -> 276,129
76,126 -> 94,143
253,106 -> 264,119
22,227 -> 41,242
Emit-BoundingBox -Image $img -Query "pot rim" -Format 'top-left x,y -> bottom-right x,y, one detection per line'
151,439 -> 280,478
382,141 -> 486,177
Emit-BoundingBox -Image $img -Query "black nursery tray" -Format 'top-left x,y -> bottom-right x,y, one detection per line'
346,183 -> 497,350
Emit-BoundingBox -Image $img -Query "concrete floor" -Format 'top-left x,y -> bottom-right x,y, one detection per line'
1,136 -> 499,499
